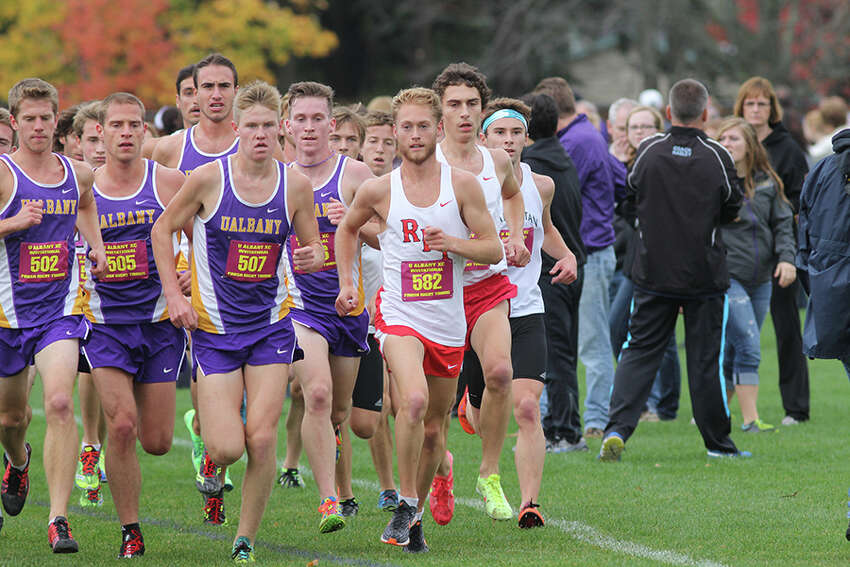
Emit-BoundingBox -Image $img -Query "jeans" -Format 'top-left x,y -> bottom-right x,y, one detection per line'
724,279 -> 772,387
578,246 -> 616,430
609,271 -> 681,419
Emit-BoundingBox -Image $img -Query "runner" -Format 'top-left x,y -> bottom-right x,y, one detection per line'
470,98 -> 577,527
0,78 -> 106,553
284,81 -> 374,532
152,80 -> 323,563
0,109 -> 16,155
335,86 -> 502,552
73,102 -> 106,168
143,64 -> 200,159
430,62 -> 529,523
329,106 -> 365,159
80,92 -> 187,557
152,53 -> 240,514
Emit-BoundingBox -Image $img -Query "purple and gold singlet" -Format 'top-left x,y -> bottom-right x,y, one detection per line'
177,125 -> 238,175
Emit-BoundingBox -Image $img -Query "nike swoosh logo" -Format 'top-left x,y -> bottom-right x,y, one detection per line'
482,176 -> 495,181
65,330 -> 74,335
62,188 -> 74,194
320,191 -> 334,198
440,200 -> 453,207
267,207 -> 278,214
163,367 -> 173,373
276,347 -> 288,355
448,364 -> 458,369
135,199 -> 147,205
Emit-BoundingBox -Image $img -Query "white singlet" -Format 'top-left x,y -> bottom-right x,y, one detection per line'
507,162 -> 545,317
435,143 -> 507,285
375,164 -> 468,347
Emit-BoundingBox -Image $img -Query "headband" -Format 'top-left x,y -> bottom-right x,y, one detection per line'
482,109 -> 528,134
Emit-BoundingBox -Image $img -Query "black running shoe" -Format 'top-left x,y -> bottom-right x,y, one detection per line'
118,525 -> 145,558
278,467 -> 304,488
203,490 -> 226,525
381,501 -> 414,546
340,497 -> 359,517
404,520 -> 429,553
48,516 -> 79,553
2,442 -> 31,516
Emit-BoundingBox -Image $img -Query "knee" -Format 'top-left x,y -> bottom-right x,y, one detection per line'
303,383 -> 332,414
245,428 -> 277,460
206,437 -> 244,466
350,412 -> 379,439
44,392 -> 74,421
0,407 -> 27,430
422,419 -> 443,450
109,416 -> 138,447
140,427 -> 172,456
483,358 -> 513,393
514,395 -> 540,428
399,392 -> 427,423
331,404 -> 350,428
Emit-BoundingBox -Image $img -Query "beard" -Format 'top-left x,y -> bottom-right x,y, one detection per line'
399,140 -> 435,165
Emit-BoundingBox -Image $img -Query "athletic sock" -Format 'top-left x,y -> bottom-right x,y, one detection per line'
401,495 -> 418,509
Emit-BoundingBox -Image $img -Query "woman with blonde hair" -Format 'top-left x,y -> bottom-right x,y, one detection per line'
716,117 -> 796,432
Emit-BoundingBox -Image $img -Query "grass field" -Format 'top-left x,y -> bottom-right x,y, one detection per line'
2,314 -> 849,566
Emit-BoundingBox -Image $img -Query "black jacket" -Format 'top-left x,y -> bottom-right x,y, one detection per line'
627,126 -> 743,297
521,137 -> 587,269
763,122 -> 808,212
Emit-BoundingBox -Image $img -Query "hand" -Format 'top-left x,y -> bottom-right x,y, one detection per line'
327,198 -> 346,226
612,137 -> 631,162
423,226 -> 453,252
167,293 -> 198,331
13,200 -> 43,231
504,235 -> 530,267
177,269 -> 192,296
550,251 -> 577,284
293,243 -> 321,273
88,247 -> 107,277
335,284 -> 359,317
774,261 -> 796,288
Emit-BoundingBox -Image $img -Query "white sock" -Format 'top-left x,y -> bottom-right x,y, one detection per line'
401,495 -> 418,509
5,451 -> 28,471
81,442 -> 101,451
414,510 -> 424,523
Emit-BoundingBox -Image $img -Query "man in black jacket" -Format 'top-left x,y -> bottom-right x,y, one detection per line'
520,93 -> 587,452
733,76 -> 810,425
599,79 -> 747,461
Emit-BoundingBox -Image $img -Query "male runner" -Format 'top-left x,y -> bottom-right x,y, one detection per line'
329,106 -> 365,159
152,53 -> 240,514
0,108 -> 16,155
81,92 -> 187,557
152,80 -> 323,563
0,78 -> 106,553
468,98 -> 577,527
430,62 -> 529,523
143,64 -> 200,159
71,100 -> 110,508
54,104 -> 84,161
335,86 -> 502,552
284,81 -> 374,532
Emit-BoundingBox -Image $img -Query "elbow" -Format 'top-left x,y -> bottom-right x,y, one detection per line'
485,242 -> 504,265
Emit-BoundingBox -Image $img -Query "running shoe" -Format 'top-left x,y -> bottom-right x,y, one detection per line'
118,525 -> 145,558
475,474 -> 512,520
457,387 -> 475,435
598,433 -> 624,462
80,486 -> 103,508
428,450 -> 454,525
706,449 -> 753,458
518,502 -> 545,528
231,536 -> 255,563
318,496 -> 345,533
203,490 -> 227,525
2,442 -> 31,516
75,444 -> 101,491
48,516 -> 79,553
742,419 -> 776,433
381,500 -> 414,546
378,489 -> 399,511
184,409 -> 204,476
404,519 -> 429,553
278,467 -> 304,488
334,426 -> 342,464
196,449 -> 222,495
340,497 -> 359,517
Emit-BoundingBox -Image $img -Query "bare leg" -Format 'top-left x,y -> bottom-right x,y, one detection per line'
283,377 -> 304,469
0,369 -> 30,467
736,384 -> 760,424
368,369 -> 396,492
513,379 -> 544,506
415,376 -> 458,513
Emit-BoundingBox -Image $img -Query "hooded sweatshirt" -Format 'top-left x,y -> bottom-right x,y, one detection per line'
521,136 -> 587,270
763,122 -> 808,212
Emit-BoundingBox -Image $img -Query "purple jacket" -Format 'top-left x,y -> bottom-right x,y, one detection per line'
557,114 -> 626,250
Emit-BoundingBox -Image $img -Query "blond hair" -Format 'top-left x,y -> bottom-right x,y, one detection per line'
392,87 -> 441,123
234,81 -> 282,123
98,92 -> 145,124
73,101 -> 101,138
285,81 -> 333,117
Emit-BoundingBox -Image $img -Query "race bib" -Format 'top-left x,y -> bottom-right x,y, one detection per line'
464,228 -> 532,270
225,240 -> 280,281
290,231 -> 336,274
99,240 -> 150,282
19,241 -> 69,282
401,257 -> 453,302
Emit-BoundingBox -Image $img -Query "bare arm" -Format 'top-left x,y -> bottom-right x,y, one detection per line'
151,132 -> 182,168
0,162 -> 45,238
286,169 -> 324,273
492,148 -> 529,266
535,173 -> 576,285
151,162 -> 218,329
74,164 -> 107,277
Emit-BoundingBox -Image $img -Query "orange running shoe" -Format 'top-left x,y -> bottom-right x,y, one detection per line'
457,387 -> 475,435
428,450 -> 454,525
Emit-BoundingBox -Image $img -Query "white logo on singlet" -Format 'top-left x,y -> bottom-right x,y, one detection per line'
62,188 -> 74,194
163,367 -> 173,373
135,199 -> 147,205
320,191 -> 334,199
267,207 -> 278,214
448,364 -> 458,370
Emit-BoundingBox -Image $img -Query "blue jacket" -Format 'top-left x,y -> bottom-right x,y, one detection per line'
557,114 -> 626,250
797,128 -> 850,358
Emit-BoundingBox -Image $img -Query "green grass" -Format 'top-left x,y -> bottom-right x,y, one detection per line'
3,313 -> 850,566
